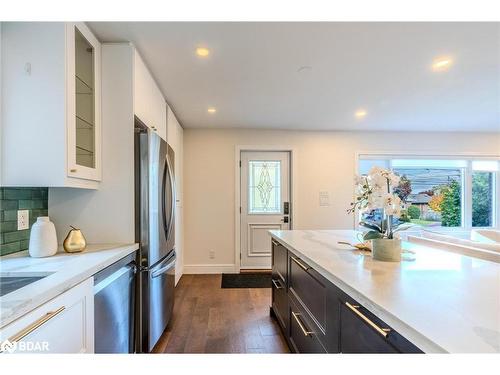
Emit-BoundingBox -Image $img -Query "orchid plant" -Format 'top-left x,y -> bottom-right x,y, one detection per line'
348,166 -> 413,240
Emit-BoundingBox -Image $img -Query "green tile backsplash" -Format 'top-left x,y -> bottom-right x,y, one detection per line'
0,187 -> 48,256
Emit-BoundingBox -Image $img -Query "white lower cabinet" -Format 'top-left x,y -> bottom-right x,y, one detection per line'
0,278 -> 94,354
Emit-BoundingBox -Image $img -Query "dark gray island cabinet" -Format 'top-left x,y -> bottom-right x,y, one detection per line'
271,238 -> 423,354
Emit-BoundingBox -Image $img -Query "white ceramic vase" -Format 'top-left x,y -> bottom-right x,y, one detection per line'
371,238 -> 402,262
29,217 -> 58,258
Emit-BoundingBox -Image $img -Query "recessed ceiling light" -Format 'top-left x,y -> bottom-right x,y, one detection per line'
207,107 -> 217,114
355,109 -> 367,119
196,47 -> 210,57
432,57 -> 453,72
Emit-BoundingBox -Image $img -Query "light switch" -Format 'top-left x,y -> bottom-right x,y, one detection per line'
17,210 -> 29,230
319,191 -> 330,207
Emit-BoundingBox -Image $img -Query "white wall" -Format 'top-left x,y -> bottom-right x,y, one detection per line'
183,129 -> 500,273
49,44 -> 135,243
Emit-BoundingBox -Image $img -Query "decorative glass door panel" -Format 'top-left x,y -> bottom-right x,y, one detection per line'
248,161 -> 281,214
74,27 -> 95,169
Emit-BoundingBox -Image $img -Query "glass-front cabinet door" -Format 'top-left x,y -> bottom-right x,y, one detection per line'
67,23 -> 101,181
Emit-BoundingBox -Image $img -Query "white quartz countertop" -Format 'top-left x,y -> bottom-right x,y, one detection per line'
0,243 -> 139,328
269,230 -> 500,353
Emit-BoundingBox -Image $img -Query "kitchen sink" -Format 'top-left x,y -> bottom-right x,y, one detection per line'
0,275 -> 51,297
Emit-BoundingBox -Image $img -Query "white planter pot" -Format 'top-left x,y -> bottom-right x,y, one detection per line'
29,217 -> 58,258
371,238 -> 402,262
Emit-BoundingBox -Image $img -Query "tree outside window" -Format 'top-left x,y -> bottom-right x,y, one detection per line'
472,171 -> 494,227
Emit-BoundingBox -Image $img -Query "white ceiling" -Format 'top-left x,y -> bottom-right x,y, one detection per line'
88,22 -> 500,132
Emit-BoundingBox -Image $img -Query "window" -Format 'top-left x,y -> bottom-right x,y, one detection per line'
472,161 -> 498,228
358,156 -> 499,229
248,160 -> 281,214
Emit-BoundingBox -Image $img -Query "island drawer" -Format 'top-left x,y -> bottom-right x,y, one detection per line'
340,295 -> 423,353
271,276 -> 288,334
289,296 -> 327,353
288,253 -> 327,332
272,238 -> 288,284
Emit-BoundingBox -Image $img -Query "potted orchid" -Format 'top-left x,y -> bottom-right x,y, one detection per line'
348,166 -> 413,261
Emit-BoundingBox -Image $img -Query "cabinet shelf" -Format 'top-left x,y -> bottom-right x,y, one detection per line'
76,74 -> 93,91
76,145 -> 94,155
76,115 -> 94,128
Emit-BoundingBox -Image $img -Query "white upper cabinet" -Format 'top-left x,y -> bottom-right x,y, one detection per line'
66,23 -> 102,182
1,22 -> 101,188
133,51 -> 166,140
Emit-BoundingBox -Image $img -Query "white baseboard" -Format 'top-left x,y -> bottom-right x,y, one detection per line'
183,263 -> 237,274
240,265 -> 272,270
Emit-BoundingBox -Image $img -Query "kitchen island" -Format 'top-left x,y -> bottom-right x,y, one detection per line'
269,230 -> 500,353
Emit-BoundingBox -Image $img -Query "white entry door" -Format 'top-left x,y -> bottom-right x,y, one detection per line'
240,151 -> 291,269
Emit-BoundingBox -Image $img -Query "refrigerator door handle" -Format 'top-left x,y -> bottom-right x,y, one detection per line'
165,154 -> 176,241
161,162 -> 170,239
151,254 -> 176,279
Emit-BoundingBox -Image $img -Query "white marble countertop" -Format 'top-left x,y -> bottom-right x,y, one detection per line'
0,243 -> 139,328
269,230 -> 500,353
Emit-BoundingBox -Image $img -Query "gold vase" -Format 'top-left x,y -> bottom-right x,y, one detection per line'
63,226 -> 87,253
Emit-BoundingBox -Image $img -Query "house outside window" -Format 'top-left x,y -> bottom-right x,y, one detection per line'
357,155 -> 499,230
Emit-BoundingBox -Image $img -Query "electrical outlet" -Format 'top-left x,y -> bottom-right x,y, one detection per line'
17,210 -> 29,230
209,250 -> 215,259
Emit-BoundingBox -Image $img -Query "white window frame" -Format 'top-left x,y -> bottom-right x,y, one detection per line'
354,152 -> 500,231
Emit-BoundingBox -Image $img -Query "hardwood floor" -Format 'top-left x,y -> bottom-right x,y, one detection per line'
152,274 -> 290,353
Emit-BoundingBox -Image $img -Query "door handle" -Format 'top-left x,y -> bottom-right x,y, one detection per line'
165,154 -> 176,240
151,254 -> 177,278
6,306 -> 66,345
272,279 -> 283,289
292,312 -> 314,337
161,162 -> 169,238
345,301 -> 391,338
291,256 -> 309,272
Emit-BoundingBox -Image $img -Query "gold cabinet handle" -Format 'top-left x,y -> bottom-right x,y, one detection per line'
272,279 -> 283,289
345,301 -> 390,338
8,306 -> 66,343
70,168 -> 77,173
292,311 -> 314,337
291,256 -> 309,272
271,239 -> 280,246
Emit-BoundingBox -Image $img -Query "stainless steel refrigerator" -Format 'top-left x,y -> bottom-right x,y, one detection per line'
134,117 -> 176,353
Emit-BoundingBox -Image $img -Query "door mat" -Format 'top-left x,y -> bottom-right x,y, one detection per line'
221,273 -> 272,288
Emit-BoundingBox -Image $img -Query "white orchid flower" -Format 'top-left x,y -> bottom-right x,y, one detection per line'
389,173 -> 401,187
383,193 -> 402,216
354,175 -> 365,186
368,166 -> 383,176
369,173 -> 387,193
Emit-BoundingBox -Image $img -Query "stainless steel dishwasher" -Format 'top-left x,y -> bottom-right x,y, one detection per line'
93,252 -> 136,353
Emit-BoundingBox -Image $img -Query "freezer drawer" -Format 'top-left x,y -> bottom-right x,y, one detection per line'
141,251 -> 176,352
